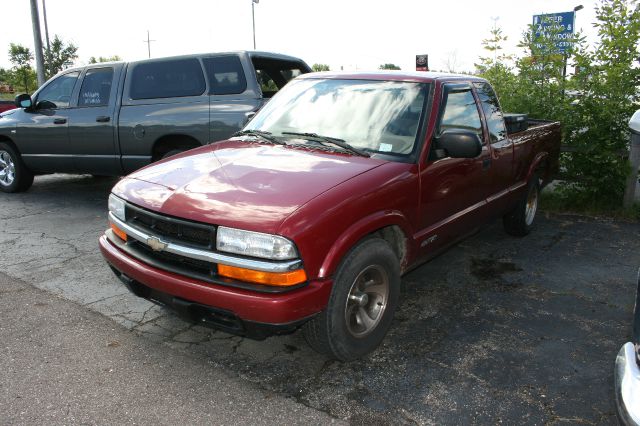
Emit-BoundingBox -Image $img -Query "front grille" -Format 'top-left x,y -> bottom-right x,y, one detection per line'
125,203 -> 216,249
130,239 -> 216,278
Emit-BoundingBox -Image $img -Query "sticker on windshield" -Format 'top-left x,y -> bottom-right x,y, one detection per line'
379,143 -> 393,152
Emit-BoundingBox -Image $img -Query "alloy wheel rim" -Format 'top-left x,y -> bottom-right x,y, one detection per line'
525,183 -> 538,226
0,150 -> 15,187
344,264 -> 389,338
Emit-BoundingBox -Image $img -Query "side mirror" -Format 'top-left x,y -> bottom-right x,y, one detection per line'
435,129 -> 482,159
14,93 -> 32,109
244,111 -> 257,125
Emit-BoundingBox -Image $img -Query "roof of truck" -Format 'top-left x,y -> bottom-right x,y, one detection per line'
126,50 -> 306,65
299,70 -> 488,84
58,51 -> 308,72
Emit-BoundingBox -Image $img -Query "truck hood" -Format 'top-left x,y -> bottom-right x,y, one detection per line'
113,140 -> 386,233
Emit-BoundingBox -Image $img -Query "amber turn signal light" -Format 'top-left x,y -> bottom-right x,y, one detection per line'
110,223 -> 127,241
217,264 -> 306,286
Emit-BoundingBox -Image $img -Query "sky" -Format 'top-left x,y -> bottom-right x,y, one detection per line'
1,0 -> 601,73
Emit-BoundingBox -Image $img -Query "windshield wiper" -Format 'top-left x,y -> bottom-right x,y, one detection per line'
282,132 -> 370,157
233,130 -> 286,145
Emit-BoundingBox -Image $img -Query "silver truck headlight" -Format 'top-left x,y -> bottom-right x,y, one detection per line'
108,194 -> 126,221
216,226 -> 298,260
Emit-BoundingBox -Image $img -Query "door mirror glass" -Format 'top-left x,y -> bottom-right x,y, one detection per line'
14,93 -> 32,108
436,129 -> 482,158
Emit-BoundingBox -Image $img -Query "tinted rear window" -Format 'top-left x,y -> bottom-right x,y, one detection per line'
130,58 -> 206,100
79,68 -> 113,107
203,56 -> 247,95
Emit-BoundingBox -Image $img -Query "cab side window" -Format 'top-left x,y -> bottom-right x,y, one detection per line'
203,56 -> 247,95
438,89 -> 482,135
474,82 -> 507,142
36,71 -> 80,109
78,68 -> 114,107
129,58 -> 206,100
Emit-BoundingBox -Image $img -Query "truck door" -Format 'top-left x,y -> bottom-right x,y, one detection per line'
417,83 -> 492,253
473,82 -> 513,213
67,65 -> 122,175
203,55 -> 260,143
17,70 -> 80,172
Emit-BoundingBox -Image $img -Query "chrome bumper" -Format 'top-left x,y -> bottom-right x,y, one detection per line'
615,342 -> 640,425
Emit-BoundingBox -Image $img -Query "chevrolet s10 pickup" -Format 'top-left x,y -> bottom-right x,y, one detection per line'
99,71 -> 561,360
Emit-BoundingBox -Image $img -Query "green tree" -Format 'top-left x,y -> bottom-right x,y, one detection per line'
8,43 -> 35,92
89,55 -> 122,64
475,24 -> 518,112
558,0 -> 640,206
379,63 -> 401,70
43,35 -> 78,79
311,63 -> 330,72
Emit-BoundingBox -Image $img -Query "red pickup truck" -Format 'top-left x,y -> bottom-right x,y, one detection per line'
0,101 -> 15,114
99,71 -> 561,361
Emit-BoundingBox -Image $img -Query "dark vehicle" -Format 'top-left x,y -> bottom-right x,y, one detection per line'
100,71 -> 561,360
0,51 -> 310,192
614,269 -> 640,425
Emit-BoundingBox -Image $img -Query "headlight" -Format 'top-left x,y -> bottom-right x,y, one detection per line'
216,226 -> 298,260
108,194 -> 126,221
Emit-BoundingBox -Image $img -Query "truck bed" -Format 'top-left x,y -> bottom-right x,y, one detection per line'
509,119 -> 562,186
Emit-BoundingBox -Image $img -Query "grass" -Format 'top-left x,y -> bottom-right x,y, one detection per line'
0,93 -> 14,101
540,189 -> 640,221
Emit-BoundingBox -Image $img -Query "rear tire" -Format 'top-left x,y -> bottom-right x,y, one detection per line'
0,142 -> 34,193
303,238 -> 400,361
503,174 -> 539,237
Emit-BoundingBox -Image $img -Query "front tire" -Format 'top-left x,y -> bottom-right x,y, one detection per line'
503,175 -> 539,236
0,143 -> 34,193
303,238 -> 400,361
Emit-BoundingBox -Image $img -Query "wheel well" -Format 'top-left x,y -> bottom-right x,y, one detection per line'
535,158 -> 550,185
370,225 -> 408,268
0,136 -> 19,153
151,135 -> 201,161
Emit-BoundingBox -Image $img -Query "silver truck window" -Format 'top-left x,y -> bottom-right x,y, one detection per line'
36,71 -> 80,109
130,58 -> 205,100
251,57 -> 307,98
203,56 -> 247,95
474,82 -> 507,142
78,68 -> 113,107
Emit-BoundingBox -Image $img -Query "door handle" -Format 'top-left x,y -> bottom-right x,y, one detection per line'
96,116 -> 111,123
482,158 -> 491,170
53,118 -> 67,125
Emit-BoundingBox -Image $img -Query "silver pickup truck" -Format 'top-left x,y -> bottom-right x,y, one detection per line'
0,51 -> 310,192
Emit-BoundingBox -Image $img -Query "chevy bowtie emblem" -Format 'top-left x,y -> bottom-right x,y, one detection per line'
147,236 -> 168,252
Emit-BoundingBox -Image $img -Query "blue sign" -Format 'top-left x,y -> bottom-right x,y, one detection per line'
532,11 -> 575,53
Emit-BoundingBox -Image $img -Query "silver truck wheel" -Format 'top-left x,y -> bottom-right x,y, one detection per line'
0,150 -> 16,187
344,265 -> 390,338
0,143 -> 34,193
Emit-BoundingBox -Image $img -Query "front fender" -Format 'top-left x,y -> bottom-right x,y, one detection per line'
318,210 -> 413,279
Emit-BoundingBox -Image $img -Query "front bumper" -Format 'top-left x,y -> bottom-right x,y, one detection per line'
615,342 -> 640,425
99,234 -> 332,334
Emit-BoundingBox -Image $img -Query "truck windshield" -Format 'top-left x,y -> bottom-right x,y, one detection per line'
246,78 -> 429,158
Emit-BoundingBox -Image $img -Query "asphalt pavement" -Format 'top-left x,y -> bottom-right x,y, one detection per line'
1,174 -> 639,425
0,272 -> 341,425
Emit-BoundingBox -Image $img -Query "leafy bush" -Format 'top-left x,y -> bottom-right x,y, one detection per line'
477,0 -> 640,208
